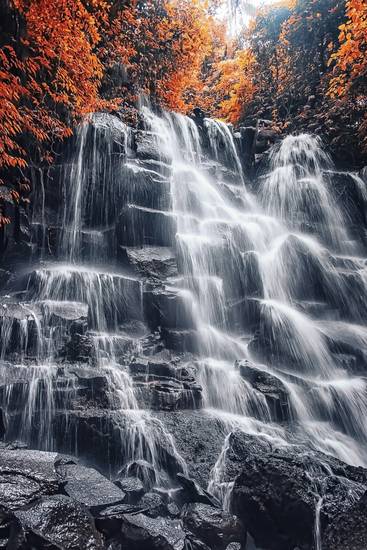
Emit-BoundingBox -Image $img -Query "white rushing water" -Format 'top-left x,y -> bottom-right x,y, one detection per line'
141,106 -> 367,480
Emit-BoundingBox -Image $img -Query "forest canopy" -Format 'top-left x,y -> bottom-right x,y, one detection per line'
0,0 -> 366,221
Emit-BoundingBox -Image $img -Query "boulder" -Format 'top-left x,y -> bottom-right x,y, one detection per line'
176,473 -> 220,507
230,434 -> 367,550
181,502 -> 244,550
138,492 -> 166,518
0,449 -> 63,510
120,513 -> 186,550
323,491 -> 367,550
154,411 -> 227,487
59,463 -> 126,513
115,476 -> 144,503
8,494 -> 104,550
96,503 -> 145,536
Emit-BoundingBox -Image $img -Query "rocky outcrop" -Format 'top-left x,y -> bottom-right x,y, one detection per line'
0,446 -> 245,550
228,432 -> 367,550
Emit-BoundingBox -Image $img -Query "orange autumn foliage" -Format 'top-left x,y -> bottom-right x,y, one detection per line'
101,0 -> 214,114
0,0 -> 116,171
214,48 -> 256,123
329,0 -> 367,97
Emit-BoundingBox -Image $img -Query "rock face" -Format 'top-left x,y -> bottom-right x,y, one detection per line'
9,495 -> 104,550
181,503 -> 244,550
0,110 -> 367,550
228,432 -> 367,550
0,446 -> 245,550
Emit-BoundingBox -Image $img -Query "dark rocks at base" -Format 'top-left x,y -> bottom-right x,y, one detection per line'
237,360 -> 292,422
115,476 -> 144,503
154,411 -> 227,487
54,408 -> 186,480
138,492 -> 167,518
229,432 -> 367,550
0,449 -> 62,510
120,513 -> 186,550
323,491 -> 367,550
176,473 -> 220,508
0,446 -> 247,550
95,503 -> 145,536
8,494 -> 104,550
122,459 -> 157,490
60,462 -> 126,513
181,502 -> 244,550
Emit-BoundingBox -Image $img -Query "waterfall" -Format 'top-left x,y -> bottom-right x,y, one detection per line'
141,107 -> 367,475
1,103 -> 367,508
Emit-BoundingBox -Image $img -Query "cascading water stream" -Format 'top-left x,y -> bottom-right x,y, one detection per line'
141,106 -> 367,500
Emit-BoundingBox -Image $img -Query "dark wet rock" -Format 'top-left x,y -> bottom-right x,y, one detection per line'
59,462 -> 126,513
138,492 -> 166,518
155,411 -> 227,487
167,501 -> 180,517
122,459 -> 157,490
0,301 -> 41,358
317,320 -> 367,372
120,513 -> 186,550
115,476 -> 144,503
126,246 -> 177,279
326,171 -> 367,230
176,473 -> 220,507
8,494 -> 104,549
54,409 -> 185,479
117,204 -> 176,247
181,502 -> 244,550
185,533 -> 211,550
41,299 -> 88,326
225,543 -> 242,550
230,433 -> 367,550
62,332 -> 95,362
144,286 -> 196,332
161,328 -> 199,354
0,449 -> 63,510
96,503 -> 145,536
238,126 -> 257,172
121,162 -> 171,211
89,112 -> 130,156
131,356 -> 202,411
237,360 -> 292,421
323,491 -> 367,550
